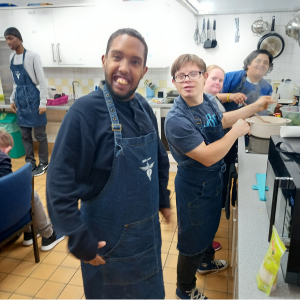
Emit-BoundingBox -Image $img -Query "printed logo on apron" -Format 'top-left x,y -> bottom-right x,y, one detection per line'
139,157 -> 155,181
15,71 -> 21,80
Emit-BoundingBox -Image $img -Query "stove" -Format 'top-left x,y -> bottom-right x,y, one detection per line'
245,134 -> 270,154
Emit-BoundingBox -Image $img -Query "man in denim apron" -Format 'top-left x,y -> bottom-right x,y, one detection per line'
5,27 -> 49,177
46,29 -> 170,299
165,54 -> 273,299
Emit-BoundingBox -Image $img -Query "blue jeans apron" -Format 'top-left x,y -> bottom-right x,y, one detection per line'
80,85 -> 164,299
223,74 -> 267,116
176,97 -> 226,256
10,49 -> 47,127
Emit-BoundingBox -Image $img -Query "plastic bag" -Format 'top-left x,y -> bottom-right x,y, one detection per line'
256,226 -> 286,296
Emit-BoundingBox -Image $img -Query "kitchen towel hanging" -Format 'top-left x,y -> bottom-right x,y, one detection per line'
235,18 -> 240,42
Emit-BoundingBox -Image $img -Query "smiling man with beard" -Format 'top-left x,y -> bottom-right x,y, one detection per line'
46,28 -> 170,299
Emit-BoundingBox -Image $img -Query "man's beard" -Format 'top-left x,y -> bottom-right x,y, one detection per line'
105,78 -> 138,102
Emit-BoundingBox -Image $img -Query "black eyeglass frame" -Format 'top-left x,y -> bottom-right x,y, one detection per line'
173,71 -> 203,83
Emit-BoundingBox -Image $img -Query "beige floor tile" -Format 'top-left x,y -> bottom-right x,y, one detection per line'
0,291 -> 11,299
169,242 -> 178,255
165,254 -> 177,269
221,210 -> 226,219
57,285 -> 84,299
7,246 -> 33,260
214,238 -> 229,250
161,241 -> 171,254
161,231 -> 175,242
163,267 -> 177,284
0,258 -> 21,274
161,253 -> 167,267
0,274 -> 26,293
0,244 -> 17,258
81,294 -> 85,299
195,273 -> 206,289
60,253 -> 80,268
228,277 -> 234,294
52,239 -> 69,253
24,250 -> 49,263
204,289 -> 228,299
15,278 -> 45,297
9,293 -> 32,299
227,292 -> 234,299
69,269 -> 83,287
160,222 -> 177,232
164,283 -> 176,299
42,251 -> 68,266
35,281 -> 65,299
215,227 -> 229,239
173,234 -> 178,242
205,274 -> 228,293
167,213 -> 177,223
48,267 -> 77,284
29,264 -> 57,280
11,261 -> 39,277
0,274 -> 7,284
214,249 -> 229,262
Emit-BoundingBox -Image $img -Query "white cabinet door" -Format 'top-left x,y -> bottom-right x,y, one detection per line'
0,10 -> 14,41
152,107 -> 161,138
12,9 -> 56,66
52,7 -> 96,66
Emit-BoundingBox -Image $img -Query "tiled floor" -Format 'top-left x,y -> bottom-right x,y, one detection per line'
0,148 -> 234,299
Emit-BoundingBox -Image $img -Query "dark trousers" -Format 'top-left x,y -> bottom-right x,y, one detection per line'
177,243 -> 215,292
20,126 -> 48,167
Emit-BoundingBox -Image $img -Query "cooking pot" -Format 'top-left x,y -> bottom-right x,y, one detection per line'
286,13 -> 300,45
245,116 -> 291,138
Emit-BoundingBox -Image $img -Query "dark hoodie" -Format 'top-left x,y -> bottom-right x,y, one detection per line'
0,150 -> 12,178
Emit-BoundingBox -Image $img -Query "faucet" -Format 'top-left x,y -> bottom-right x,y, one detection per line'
72,81 -> 80,101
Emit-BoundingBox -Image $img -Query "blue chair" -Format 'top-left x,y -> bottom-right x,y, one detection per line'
0,163 -> 40,263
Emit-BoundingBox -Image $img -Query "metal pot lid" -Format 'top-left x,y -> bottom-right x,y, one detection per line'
259,36 -> 283,57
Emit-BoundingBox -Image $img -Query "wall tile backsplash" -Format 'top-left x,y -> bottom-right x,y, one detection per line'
44,67 -> 175,100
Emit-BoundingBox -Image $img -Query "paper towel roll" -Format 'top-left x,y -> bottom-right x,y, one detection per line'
280,126 -> 300,137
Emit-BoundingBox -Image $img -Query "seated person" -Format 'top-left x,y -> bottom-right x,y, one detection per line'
0,128 -> 64,251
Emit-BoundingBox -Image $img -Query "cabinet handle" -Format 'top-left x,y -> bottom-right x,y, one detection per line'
231,218 -> 237,267
57,43 -> 62,63
51,43 -> 56,62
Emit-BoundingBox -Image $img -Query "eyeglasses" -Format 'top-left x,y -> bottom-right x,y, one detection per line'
173,71 -> 202,83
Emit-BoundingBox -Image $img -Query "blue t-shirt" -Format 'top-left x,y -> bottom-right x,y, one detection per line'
165,94 -> 223,166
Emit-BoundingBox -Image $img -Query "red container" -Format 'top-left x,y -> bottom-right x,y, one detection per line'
47,95 -> 69,106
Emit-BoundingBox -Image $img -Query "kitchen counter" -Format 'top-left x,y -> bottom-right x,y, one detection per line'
237,136 -> 300,298
0,99 -> 75,111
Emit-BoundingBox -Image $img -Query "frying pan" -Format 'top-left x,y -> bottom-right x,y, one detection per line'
257,16 -> 285,58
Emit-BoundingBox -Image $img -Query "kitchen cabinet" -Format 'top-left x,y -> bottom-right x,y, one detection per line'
12,6 -> 99,67
0,10 -> 14,41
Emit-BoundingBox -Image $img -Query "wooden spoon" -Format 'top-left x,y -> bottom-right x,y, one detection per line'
242,102 -> 270,123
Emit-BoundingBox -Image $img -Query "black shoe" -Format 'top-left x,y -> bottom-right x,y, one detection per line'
41,232 -> 65,251
23,232 -> 40,246
32,162 -> 48,177
176,287 -> 208,299
32,164 -> 37,171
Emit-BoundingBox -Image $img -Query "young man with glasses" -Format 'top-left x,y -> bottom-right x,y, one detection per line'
165,54 -> 273,299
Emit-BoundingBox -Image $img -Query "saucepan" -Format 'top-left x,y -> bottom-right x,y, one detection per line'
245,116 -> 291,139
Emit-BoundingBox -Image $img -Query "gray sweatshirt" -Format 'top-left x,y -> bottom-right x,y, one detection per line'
9,50 -> 47,108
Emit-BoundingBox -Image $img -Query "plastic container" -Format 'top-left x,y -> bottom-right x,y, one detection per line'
0,113 -> 25,158
278,81 -> 296,100
146,86 -> 155,98
47,95 -> 69,106
280,106 -> 300,126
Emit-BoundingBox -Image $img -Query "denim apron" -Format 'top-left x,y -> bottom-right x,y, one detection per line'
175,96 -> 226,256
10,49 -> 47,127
80,86 -> 164,299
223,74 -> 267,116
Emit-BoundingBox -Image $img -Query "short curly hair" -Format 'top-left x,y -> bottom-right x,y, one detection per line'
243,49 -> 274,74
0,128 -> 14,148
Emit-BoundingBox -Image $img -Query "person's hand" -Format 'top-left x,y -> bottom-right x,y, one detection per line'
84,241 -> 106,266
229,93 -> 247,104
254,96 -> 274,112
10,103 -> 17,113
160,208 -> 171,224
39,107 -> 47,115
231,119 -> 251,138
